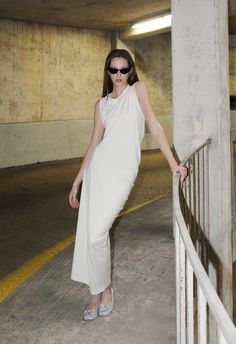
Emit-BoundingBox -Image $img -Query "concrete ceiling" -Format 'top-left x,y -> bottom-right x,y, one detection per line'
0,0 -> 235,34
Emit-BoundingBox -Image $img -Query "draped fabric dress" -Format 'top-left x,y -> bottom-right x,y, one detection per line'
71,82 -> 145,294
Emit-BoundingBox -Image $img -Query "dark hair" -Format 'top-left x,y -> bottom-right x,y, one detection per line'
102,49 -> 139,97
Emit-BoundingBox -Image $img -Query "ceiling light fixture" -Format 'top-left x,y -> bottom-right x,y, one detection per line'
131,13 -> 172,35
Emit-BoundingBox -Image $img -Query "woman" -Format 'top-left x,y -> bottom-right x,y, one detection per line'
69,49 -> 187,321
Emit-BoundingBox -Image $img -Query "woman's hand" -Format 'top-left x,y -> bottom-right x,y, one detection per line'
69,183 -> 81,209
172,164 -> 188,185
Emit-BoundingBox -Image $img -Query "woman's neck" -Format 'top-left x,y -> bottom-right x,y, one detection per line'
111,83 -> 128,98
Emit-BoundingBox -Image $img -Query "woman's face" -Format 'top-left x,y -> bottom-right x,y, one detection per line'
108,57 -> 132,87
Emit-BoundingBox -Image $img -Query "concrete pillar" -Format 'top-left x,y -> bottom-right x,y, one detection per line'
172,0 -> 232,335
112,31 -> 135,61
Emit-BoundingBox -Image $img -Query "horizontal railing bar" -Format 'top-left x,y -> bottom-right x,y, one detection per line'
180,139 -> 211,167
174,172 -> 236,344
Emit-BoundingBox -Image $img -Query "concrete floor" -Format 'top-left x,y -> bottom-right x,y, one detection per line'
2,146 -> 235,342
0,150 -> 175,343
0,150 -> 171,279
0,196 -> 175,344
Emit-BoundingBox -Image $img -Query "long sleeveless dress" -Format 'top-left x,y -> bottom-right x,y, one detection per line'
71,82 -> 145,294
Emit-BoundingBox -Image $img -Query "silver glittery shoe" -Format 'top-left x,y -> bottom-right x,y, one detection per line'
82,299 -> 100,321
98,287 -> 114,317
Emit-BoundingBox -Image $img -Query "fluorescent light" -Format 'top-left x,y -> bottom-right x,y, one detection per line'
131,14 -> 172,34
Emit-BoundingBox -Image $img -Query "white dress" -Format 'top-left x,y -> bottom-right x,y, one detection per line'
71,82 -> 145,294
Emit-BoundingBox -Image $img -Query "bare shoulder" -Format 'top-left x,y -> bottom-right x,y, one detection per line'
93,98 -> 105,129
95,98 -> 100,107
134,80 -> 145,89
94,99 -> 100,112
134,81 -> 148,100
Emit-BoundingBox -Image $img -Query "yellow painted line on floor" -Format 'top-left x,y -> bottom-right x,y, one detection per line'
0,235 -> 75,303
118,193 -> 168,217
0,193 -> 168,303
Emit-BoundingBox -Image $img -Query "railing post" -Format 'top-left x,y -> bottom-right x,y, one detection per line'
175,218 -> 181,344
179,230 -> 186,343
197,283 -> 207,343
218,329 -> 227,344
186,257 -> 194,343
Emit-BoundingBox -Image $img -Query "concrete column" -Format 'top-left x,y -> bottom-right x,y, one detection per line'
172,0 -> 232,330
112,31 -> 135,61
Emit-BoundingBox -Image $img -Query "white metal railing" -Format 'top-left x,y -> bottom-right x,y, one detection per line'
173,139 -> 236,343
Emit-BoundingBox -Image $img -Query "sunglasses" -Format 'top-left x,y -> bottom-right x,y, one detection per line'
108,67 -> 131,74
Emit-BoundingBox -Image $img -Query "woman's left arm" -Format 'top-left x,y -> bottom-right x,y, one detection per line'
135,81 -> 187,181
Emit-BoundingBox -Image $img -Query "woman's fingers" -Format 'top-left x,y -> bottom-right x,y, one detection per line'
71,201 -> 80,209
69,198 -> 80,209
69,190 -> 80,209
73,198 -> 80,208
179,166 -> 188,185
173,165 -> 188,185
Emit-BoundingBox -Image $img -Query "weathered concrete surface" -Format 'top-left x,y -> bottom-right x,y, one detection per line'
0,18 -> 111,168
1,18 -> 235,168
0,0 -> 171,30
135,32 -> 173,145
0,119 -> 94,168
0,150 -> 172,280
230,40 -> 236,96
172,1 -> 232,338
0,150 -> 175,344
0,118 -> 173,168
0,0 -> 235,34
115,32 -> 173,150
135,33 -> 172,118
0,19 -> 111,124
0,19 -> 174,168
0,196 -> 176,344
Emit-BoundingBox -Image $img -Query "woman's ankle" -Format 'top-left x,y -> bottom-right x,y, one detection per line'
103,284 -> 112,292
91,292 -> 101,300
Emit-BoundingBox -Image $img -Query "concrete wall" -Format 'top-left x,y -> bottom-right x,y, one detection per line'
229,44 -> 236,96
1,18 -> 234,168
135,33 -> 172,117
127,34 -> 235,149
0,20 -> 174,168
0,19 -> 111,168
0,19 -> 173,168
135,32 -> 172,148
118,33 -> 172,151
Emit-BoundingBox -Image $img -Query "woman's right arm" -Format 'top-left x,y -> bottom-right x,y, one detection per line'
69,100 -> 105,209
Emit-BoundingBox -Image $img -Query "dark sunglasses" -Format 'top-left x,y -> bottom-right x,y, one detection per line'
108,67 -> 131,74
